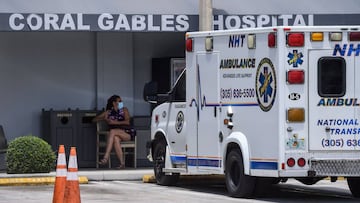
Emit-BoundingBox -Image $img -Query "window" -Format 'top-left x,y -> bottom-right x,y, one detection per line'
318,57 -> 346,97
172,70 -> 186,102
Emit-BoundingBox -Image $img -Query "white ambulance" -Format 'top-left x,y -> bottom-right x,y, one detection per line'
143,26 -> 360,198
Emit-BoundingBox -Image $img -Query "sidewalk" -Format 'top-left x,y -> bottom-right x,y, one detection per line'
0,168 -> 154,186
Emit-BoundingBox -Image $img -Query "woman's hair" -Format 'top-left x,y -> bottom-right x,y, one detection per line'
106,95 -> 120,110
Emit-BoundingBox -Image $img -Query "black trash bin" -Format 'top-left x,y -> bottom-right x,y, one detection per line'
76,110 -> 99,168
42,109 -> 100,168
0,125 -> 7,171
42,109 -> 77,155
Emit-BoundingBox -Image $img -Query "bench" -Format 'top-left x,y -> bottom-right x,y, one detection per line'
96,120 -> 137,168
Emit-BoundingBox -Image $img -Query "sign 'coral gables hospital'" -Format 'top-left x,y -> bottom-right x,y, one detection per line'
2,13 -> 359,32
4,13 -> 314,31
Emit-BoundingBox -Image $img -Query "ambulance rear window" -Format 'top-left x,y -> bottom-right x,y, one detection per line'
318,57 -> 346,97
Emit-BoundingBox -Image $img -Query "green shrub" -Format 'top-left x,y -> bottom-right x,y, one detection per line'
6,135 -> 56,174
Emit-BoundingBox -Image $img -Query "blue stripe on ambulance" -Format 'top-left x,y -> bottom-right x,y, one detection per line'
170,156 -> 221,167
171,156 -> 278,169
250,161 -> 278,170
188,158 -> 221,167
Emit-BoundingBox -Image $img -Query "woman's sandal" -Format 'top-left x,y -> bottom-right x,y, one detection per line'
116,164 -> 125,169
98,158 -> 108,165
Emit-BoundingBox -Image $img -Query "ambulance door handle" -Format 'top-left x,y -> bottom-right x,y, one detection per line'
214,106 -> 217,117
325,127 -> 331,132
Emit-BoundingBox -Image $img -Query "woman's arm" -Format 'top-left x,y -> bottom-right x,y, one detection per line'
92,111 -> 107,123
106,108 -> 130,125
122,108 -> 131,125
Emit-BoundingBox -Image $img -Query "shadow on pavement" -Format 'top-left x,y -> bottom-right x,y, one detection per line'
175,177 -> 359,202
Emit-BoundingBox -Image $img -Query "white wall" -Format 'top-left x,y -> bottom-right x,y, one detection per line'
0,32 -> 96,140
96,32 -> 134,113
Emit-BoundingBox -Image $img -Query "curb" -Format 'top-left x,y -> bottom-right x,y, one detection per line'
0,169 -> 153,183
0,176 -> 88,186
325,176 -> 345,181
142,174 -> 156,183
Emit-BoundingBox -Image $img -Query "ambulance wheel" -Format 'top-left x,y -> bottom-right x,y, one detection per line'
347,177 -> 360,197
153,141 -> 179,186
225,148 -> 255,198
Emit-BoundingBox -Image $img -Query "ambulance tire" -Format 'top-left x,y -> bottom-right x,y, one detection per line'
347,177 -> 360,197
153,141 -> 179,186
225,148 -> 255,198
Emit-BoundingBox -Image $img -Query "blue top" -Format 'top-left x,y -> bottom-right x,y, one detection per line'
107,108 -> 136,139
107,108 -> 125,121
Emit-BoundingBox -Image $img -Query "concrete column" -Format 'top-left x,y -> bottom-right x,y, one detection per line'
199,0 -> 213,31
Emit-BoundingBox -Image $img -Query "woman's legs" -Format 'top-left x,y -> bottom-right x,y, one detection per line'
111,129 -> 131,167
113,136 -> 124,167
99,132 -> 115,164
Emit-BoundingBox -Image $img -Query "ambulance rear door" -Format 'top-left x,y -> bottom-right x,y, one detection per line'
355,53 -> 360,150
308,50 -> 356,151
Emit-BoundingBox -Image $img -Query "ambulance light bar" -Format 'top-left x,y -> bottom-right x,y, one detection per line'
349,32 -> 360,41
287,33 -> 304,47
205,37 -> 213,51
287,70 -> 304,84
311,32 -> 323,41
247,34 -> 256,49
287,108 -> 305,122
329,32 -> 342,41
268,32 -> 276,47
186,38 -> 193,52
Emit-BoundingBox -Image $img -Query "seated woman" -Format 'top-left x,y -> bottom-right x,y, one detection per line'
94,94 -> 131,169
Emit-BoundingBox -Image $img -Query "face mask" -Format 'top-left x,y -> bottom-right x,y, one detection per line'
118,102 -> 124,109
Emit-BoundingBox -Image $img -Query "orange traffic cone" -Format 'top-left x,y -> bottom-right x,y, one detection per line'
63,147 -> 81,203
52,145 -> 67,203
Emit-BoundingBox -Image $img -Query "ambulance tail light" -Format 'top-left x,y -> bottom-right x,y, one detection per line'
297,158 -> 306,167
186,38 -> 193,52
311,32 -> 324,41
329,32 -> 342,41
287,158 -> 295,167
268,32 -> 276,47
287,33 -> 304,47
349,32 -> 360,41
287,108 -> 305,122
287,70 -> 304,84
